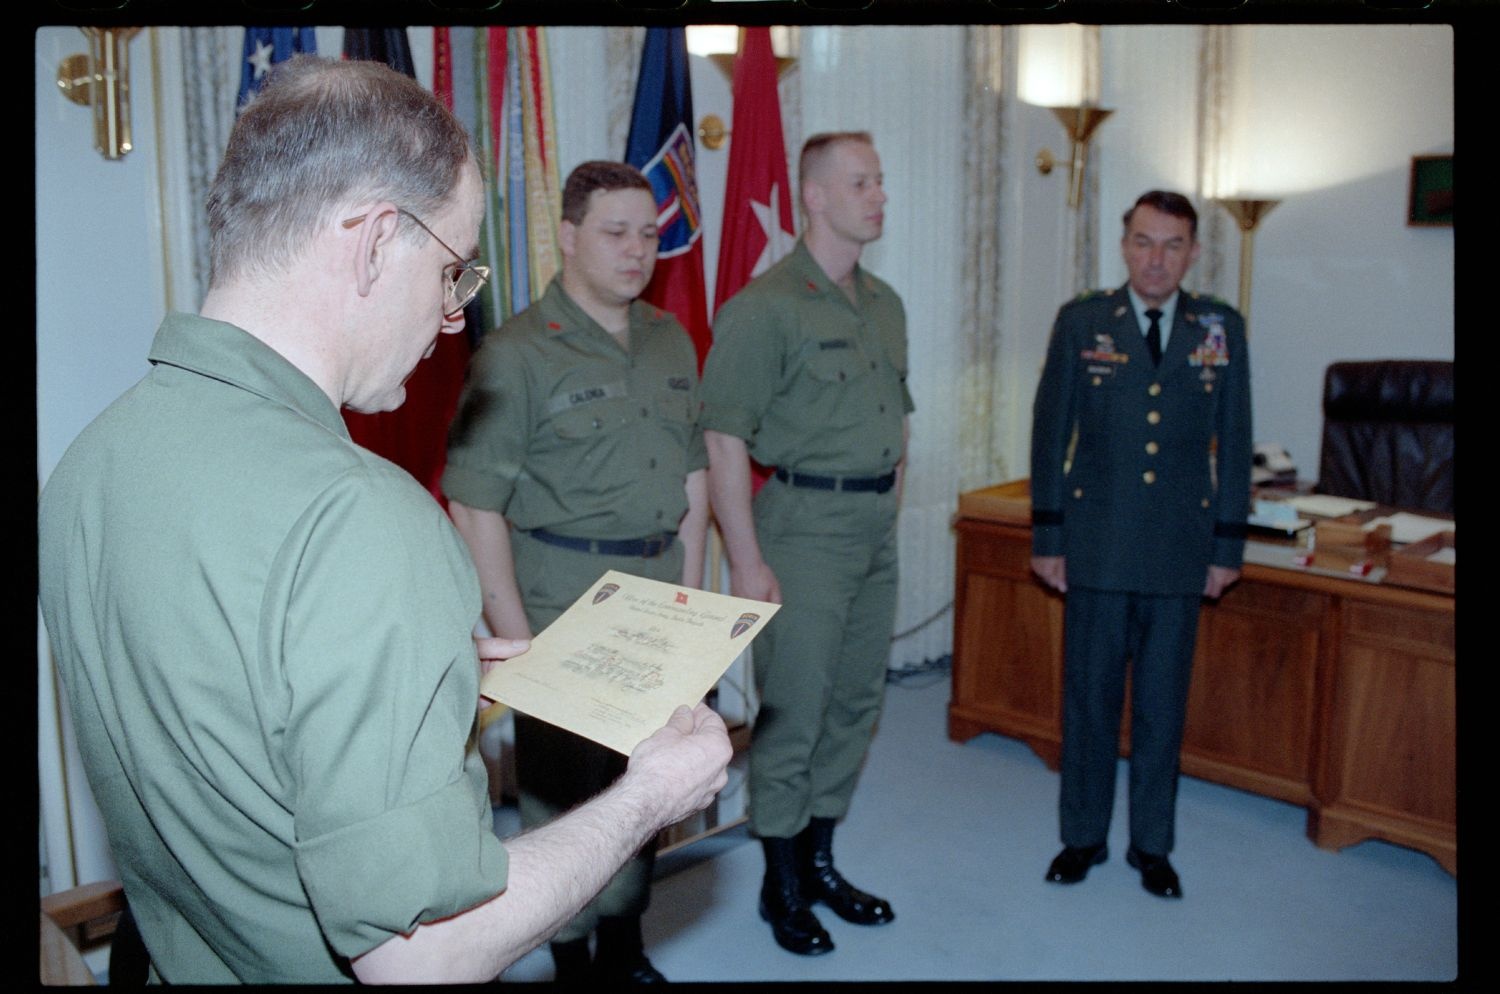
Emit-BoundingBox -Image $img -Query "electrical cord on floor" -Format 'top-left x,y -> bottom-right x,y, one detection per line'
890,599 -> 954,644
886,653 -> 952,689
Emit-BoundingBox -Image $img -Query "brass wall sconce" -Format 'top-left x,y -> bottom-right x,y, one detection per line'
1036,105 -> 1113,209
1212,198 -> 1280,325
56,27 -> 142,161
687,25 -> 796,154
699,114 -> 729,152
705,50 -> 797,84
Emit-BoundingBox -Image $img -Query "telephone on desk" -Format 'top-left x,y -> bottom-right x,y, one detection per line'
1251,442 -> 1297,486
1247,443 -> 1309,537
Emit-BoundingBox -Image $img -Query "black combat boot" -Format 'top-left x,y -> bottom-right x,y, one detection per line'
758,836 -> 835,955
548,936 -> 592,984
592,914 -> 667,983
798,816 -> 895,926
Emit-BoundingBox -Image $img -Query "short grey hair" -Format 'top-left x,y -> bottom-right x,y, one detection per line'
206,55 -> 474,286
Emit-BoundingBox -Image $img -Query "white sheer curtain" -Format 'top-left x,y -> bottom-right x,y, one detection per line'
179,27 -> 241,304
795,26 -> 968,672
39,22 -> 261,901
957,25 -> 1011,494
1194,24 -> 1238,306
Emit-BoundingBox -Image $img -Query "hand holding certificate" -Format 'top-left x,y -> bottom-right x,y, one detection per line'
480,570 -> 780,755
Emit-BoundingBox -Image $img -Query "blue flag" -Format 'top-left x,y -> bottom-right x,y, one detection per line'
624,27 -> 711,365
342,28 -> 414,78
237,27 -> 317,112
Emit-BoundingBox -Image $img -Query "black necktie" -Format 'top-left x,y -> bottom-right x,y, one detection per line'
1145,308 -> 1163,366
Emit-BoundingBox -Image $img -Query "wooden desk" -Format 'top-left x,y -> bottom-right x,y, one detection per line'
949,480 -> 1456,875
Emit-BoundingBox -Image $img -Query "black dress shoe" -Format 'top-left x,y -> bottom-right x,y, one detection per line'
1044,844 -> 1108,884
1126,846 -> 1182,898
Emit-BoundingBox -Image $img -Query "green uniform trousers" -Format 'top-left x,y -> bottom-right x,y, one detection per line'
510,527 -> 685,942
1059,587 -> 1200,856
748,477 -> 900,839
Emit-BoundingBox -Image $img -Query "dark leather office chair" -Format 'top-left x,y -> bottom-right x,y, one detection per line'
1316,360 -> 1453,514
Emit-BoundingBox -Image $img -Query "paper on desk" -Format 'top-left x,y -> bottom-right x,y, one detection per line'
1284,494 -> 1378,518
480,570 -> 779,755
1364,512 -> 1455,544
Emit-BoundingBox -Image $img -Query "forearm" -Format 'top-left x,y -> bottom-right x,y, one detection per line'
894,417 -> 910,506
352,772 -> 669,983
678,469 -> 710,590
703,431 -> 764,571
352,705 -> 730,984
448,500 -> 532,639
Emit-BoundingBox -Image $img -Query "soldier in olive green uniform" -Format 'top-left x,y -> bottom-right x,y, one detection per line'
444,162 -> 709,984
701,133 -> 910,957
1031,191 -> 1252,901
38,63 -> 732,984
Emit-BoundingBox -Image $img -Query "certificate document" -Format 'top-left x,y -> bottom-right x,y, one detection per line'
479,570 -> 780,755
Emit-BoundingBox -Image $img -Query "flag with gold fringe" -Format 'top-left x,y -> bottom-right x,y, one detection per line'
339,28 -> 560,508
439,26 -> 562,331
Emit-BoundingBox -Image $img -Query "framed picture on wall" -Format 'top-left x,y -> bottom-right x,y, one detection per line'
1407,155 -> 1453,227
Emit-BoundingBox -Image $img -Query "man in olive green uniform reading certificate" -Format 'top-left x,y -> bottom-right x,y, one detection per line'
443,161 -> 709,984
37,61 -> 730,985
699,132 -> 912,958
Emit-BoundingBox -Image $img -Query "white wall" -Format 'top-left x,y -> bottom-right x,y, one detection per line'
1094,24 -> 1453,476
1229,25 -> 1453,474
36,25 -> 170,892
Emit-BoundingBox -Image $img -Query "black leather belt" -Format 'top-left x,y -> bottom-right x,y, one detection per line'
528,528 -> 677,557
774,468 -> 896,494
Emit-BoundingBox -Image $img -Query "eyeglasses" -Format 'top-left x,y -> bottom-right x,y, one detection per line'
342,208 -> 490,318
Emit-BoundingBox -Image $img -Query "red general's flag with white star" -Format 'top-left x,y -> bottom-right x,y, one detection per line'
713,28 -> 795,491
713,27 -> 796,317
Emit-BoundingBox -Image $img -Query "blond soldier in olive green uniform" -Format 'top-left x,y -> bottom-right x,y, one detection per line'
700,132 -> 911,957
444,162 -> 709,984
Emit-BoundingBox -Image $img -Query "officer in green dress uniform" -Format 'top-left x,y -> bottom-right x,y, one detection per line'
443,161 -> 710,983
699,132 -> 911,956
1030,190 -> 1252,900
